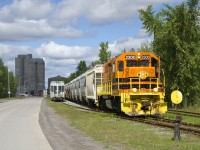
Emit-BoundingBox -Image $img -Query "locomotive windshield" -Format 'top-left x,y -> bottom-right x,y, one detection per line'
126,60 -> 149,67
126,60 -> 137,67
138,60 -> 149,67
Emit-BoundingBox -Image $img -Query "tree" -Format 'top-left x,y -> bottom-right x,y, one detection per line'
88,60 -> 100,69
9,71 -> 17,97
98,42 -> 111,64
137,41 -> 153,52
65,60 -> 88,83
0,59 -> 17,98
139,0 -> 200,107
76,60 -> 88,76
0,59 -> 7,97
129,48 -> 136,52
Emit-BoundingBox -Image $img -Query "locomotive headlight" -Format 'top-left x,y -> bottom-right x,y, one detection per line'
138,53 -> 141,59
132,88 -> 137,92
153,88 -> 158,92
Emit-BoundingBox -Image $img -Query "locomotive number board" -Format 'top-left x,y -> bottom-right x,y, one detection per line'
125,55 -> 136,60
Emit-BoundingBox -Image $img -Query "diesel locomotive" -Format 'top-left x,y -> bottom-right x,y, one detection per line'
65,51 -> 167,116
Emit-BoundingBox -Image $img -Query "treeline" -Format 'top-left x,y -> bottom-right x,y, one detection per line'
0,58 -> 17,98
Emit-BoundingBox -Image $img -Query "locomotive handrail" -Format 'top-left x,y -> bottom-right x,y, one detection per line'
117,70 -> 119,90
97,81 -> 112,95
129,77 -> 159,91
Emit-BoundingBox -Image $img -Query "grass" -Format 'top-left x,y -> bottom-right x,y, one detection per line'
0,96 -> 26,101
47,99 -> 200,150
165,105 -> 200,125
171,105 -> 200,113
182,106 -> 200,113
163,113 -> 200,125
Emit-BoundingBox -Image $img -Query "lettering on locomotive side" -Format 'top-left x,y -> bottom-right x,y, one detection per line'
125,55 -> 136,60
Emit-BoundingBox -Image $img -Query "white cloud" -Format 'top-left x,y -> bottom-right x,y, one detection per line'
35,41 -> 95,60
0,0 -> 184,41
0,41 -> 98,78
0,44 -> 32,57
45,58 -> 78,78
108,38 -> 146,56
34,41 -> 100,78
52,0 -> 184,25
0,44 -> 32,72
0,0 -> 86,41
0,19 -> 86,41
0,0 -> 53,21
2,38 -> 146,76
108,29 -> 152,56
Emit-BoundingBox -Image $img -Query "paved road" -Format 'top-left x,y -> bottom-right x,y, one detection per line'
0,97 -> 107,150
0,98 -> 52,150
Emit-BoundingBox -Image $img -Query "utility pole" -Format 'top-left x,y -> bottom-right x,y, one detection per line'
17,77 -> 21,95
7,68 -> 11,98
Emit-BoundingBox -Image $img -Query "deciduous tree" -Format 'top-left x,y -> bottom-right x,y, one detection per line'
0,58 -> 17,98
139,0 -> 200,106
76,60 -> 88,76
98,42 -> 111,64
137,41 -> 153,52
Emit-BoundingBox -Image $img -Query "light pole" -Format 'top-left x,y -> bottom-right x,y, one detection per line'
7,68 -> 11,98
19,77 -> 21,95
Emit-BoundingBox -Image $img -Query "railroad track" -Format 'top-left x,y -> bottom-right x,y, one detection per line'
63,100 -> 200,136
167,109 -> 200,118
119,115 -> 200,136
151,117 -> 200,135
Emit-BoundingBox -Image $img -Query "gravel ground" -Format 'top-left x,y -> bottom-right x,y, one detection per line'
39,99 -> 108,150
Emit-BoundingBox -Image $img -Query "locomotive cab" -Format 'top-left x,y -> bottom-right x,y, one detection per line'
116,52 -> 158,79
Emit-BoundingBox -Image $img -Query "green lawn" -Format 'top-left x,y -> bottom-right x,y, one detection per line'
163,113 -> 200,125
48,100 -> 200,150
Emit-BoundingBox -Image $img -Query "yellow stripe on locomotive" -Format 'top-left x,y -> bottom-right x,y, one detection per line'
97,51 -> 167,116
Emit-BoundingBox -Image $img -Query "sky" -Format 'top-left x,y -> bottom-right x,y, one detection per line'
0,0 -> 186,88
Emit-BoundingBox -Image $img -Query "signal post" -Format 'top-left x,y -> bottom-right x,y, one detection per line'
171,90 -> 183,141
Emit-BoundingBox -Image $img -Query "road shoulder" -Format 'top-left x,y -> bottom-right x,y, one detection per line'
39,99 -> 107,150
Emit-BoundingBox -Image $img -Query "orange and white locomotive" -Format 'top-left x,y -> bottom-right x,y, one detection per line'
65,51 -> 167,116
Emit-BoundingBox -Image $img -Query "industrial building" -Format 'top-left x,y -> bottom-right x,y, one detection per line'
15,54 -> 45,96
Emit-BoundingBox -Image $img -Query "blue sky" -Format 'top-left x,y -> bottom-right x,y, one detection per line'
0,0 -> 186,87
